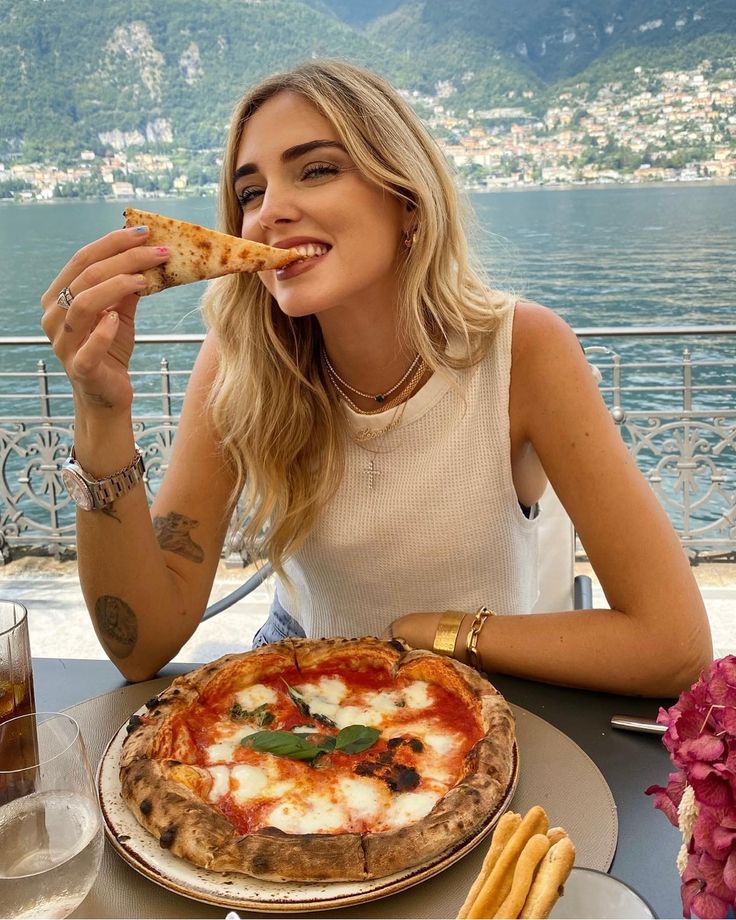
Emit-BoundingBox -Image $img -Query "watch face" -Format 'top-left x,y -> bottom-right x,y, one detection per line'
61,468 -> 94,511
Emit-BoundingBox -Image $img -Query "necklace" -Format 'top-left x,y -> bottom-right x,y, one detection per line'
321,348 -> 422,405
324,357 -> 426,417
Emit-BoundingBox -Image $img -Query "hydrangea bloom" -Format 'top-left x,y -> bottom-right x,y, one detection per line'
645,655 -> 736,918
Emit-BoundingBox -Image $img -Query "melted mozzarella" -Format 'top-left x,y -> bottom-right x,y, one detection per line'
331,705 -> 383,730
363,690 -> 404,713
385,790 -> 440,829
230,764 -> 269,802
402,680 -> 433,709
205,724 -> 259,763
234,684 -> 278,709
207,765 -> 231,801
296,677 -> 348,723
268,793 -> 346,834
338,775 -> 387,823
423,731 -> 462,756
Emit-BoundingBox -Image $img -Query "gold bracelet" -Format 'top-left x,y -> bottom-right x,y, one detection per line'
466,606 -> 496,671
432,611 -> 465,658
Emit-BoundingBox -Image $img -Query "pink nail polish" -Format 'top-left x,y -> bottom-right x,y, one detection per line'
155,246 -> 169,256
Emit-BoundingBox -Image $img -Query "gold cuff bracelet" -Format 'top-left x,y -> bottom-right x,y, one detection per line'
432,611 -> 465,657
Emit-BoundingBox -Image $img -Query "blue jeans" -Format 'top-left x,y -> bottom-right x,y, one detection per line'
251,596 -> 306,648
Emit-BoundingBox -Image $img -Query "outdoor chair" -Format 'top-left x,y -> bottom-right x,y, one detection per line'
202,482 -> 592,623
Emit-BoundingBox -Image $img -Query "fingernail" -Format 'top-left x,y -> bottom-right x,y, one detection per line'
155,246 -> 169,256
108,311 -> 118,322
134,274 -> 148,288
132,225 -> 148,234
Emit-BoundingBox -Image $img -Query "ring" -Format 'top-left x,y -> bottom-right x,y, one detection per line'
56,286 -> 74,310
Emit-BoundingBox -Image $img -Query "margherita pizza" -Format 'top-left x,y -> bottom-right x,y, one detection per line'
122,208 -> 303,294
120,637 -> 516,882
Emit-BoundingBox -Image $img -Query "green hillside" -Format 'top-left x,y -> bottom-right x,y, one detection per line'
0,0 -> 734,162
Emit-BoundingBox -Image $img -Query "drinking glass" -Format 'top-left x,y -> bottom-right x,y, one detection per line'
0,712 -> 104,919
0,601 -> 35,724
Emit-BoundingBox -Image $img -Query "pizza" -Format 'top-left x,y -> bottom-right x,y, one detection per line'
122,207 -> 303,294
119,637 -> 516,882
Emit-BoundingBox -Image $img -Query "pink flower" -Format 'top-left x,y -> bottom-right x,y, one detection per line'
646,655 -> 736,917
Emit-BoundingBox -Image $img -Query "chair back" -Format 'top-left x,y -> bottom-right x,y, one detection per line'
533,483 -> 575,613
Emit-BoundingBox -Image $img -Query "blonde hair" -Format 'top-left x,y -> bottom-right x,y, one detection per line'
201,59 -> 512,576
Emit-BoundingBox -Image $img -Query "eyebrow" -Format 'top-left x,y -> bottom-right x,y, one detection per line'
232,140 -> 347,184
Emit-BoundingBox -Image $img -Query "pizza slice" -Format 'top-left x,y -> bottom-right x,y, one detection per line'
122,207 -> 303,294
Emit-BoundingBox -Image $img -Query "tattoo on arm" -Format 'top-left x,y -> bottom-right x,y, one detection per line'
101,502 -> 121,523
95,595 -> 138,659
82,391 -> 114,409
153,511 -> 205,563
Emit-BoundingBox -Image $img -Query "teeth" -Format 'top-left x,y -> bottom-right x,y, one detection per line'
294,243 -> 329,258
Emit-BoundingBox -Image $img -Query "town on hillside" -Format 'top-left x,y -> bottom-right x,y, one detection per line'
3,62 -> 735,202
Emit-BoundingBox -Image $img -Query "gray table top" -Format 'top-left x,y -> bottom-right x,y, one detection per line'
33,656 -> 683,919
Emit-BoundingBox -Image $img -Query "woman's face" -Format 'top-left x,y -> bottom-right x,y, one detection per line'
233,91 -> 412,320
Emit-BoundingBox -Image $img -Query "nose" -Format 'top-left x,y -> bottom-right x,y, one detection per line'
257,181 -> 301,235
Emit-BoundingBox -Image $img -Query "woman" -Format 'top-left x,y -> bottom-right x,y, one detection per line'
41,61 -> 711,694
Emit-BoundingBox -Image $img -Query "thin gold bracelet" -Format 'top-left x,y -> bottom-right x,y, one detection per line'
466,606 -> 496,671
432,611 -> 465,657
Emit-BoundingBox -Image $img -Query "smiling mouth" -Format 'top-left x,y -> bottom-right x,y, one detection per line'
292,243 -> 330,258
275,243 -> 331,279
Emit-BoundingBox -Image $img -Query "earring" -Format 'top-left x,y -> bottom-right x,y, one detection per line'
404,228 -> 418,250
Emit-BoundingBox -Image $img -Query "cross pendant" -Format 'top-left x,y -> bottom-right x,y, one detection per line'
365,458 -> 379,490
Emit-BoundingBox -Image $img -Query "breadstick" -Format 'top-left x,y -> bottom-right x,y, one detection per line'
494,833 -> 551,919
519,836 -> 576,919
546,827 -> 567,846
466,806 -> 549,919
457,812 -> 522,919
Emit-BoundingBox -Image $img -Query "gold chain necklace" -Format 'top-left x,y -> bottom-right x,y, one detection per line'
321,348 -> 422,405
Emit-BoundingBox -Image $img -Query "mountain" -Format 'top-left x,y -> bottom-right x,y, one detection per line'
1,0 -> 734,161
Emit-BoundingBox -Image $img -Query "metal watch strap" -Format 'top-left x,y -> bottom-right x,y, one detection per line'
73,446 -> 145,509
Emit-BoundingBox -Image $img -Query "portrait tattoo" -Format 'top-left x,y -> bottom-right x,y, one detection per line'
95,595 -> 138,659
153,511 -> 205,563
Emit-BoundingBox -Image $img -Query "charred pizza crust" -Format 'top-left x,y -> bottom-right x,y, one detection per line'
120,637 -> 515,882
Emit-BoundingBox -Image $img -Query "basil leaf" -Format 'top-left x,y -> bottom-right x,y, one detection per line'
335,725 -> 381,754
243,730 -> 322,761
319,735 -> 337,751
283,681 -> 312,719
230,702 -> 274,726
229,703 -> 245,721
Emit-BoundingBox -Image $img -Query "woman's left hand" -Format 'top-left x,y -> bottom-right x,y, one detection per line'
382,612 -> 444,650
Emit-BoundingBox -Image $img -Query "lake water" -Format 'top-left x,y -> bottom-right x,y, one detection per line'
1,183 -> 734,542
2,183 -> 735,406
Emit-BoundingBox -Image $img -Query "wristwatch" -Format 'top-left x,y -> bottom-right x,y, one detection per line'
61,446 -> 145,511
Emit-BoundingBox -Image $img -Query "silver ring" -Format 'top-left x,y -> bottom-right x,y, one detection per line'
56,286 -> 74,310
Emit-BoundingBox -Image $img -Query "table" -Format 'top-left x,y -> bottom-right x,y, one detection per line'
34,657 -> 684,919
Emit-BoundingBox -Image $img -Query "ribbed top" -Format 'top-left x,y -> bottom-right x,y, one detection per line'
276,304 -> 539,637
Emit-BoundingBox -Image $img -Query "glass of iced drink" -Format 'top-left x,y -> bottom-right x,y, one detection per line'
0,713 -> 103,919
0,600 -> 37,805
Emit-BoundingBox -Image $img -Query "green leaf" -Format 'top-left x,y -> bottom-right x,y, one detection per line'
283,681 -> 311,719
335,725 -> 381,754
242,730 -> 322,761
230,702 -> 274,726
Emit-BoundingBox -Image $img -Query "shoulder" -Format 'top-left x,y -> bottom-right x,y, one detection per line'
511,300 -> 579,357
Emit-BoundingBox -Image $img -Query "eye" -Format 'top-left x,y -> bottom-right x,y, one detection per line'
301,162 -> 340,181
236,185 -> 264,209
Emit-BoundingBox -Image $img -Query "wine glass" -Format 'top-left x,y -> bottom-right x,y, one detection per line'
0,712 -> 104,919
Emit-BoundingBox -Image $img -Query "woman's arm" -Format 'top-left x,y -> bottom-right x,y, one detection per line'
41,226 -> 236,680
389,303 -> 712,697
75,334 -> 236,681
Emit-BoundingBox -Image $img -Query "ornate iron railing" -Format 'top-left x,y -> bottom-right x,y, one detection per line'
1,327 -> 735,563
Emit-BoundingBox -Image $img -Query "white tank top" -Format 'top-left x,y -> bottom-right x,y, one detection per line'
276,305 -> 539,637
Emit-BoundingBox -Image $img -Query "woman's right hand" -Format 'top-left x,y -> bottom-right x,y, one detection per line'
41,225 -> 170,416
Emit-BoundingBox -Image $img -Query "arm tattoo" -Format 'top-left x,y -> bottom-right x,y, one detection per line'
95,595 -> 138,659
153,511 -> 205,563
101,502 -> 121,523
82,391 -> 114,409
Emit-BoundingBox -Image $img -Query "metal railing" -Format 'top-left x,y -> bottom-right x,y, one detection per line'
1,327 -> 735,563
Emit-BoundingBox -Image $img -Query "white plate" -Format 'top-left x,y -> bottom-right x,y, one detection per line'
550,867 -> 657,919
97,712 -> 519,913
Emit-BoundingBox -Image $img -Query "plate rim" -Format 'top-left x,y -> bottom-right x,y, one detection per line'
97,713 -> 519,913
